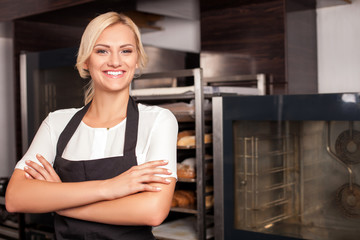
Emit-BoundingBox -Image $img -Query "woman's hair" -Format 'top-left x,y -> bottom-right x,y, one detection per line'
76,12 -> 148,104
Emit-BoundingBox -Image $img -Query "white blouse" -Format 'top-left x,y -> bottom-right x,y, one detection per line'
16,103 -> 178,179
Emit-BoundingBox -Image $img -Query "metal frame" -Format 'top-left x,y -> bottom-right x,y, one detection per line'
20,53 -> 29,155
204,73 -> 267,95
135,68 -> 201,80
134,68 -> 207,240
211,74 -> 266,240
212,97 -> 225,240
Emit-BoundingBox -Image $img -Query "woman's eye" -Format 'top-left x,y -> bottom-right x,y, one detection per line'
96,49 -> 108,54
121,49 -> 132,54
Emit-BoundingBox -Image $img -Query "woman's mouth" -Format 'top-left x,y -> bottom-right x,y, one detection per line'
105,70 -> 124,77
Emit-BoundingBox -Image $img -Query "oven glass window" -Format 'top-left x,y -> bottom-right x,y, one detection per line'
232,120 -> 360,239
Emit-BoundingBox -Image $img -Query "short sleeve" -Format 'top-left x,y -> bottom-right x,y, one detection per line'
145,109 -> 178,179
15,116 -> 56,170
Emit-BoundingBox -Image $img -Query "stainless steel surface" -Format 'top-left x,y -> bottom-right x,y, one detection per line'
20,53 -> 29,154
194,68 -> 206,240
200,52 -> 256,79
212,96 -> 224,240
133,46 -> 191,90
142,46 -> 187,74
136,68 -> 201,80
133,70 -> 267,97
204,74 -> 267,95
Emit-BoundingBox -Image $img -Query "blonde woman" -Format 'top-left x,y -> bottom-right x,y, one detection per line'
6,12 -> 177,240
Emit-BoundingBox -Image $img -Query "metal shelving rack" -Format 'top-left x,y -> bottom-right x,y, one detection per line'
132,68 -> 209,240
132,68 -> 267,240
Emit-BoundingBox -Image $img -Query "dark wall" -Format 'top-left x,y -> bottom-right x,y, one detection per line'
286,0 -> 318,94
200,0 -> 317,94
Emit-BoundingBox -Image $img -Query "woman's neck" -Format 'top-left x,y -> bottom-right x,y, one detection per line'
83,91 -> 130,129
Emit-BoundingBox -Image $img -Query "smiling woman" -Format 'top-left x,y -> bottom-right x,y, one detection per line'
5,12 -> 178,240
76,12 -> 148,105
84,24 -> 139,99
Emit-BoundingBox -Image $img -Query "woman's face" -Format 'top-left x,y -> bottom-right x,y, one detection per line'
84,23 -> 138,94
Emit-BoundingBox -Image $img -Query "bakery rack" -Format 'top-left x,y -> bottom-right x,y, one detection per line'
131,68 -> 267,240
132,68 -> 209,240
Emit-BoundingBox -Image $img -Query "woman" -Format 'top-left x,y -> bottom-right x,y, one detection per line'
5,12 -> 178,240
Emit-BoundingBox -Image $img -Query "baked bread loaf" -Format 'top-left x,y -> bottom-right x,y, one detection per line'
171,188 -> 213,208
177,157 -> 196,179
177,130 -> 213,148
177,155 -> 214,179
177,130 -> 195,148
171,190 -> 196,207
204,133 -> 212,144
177,164 -> 196,179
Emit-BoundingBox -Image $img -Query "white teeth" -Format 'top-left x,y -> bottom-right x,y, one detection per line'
107,71 -> 123,76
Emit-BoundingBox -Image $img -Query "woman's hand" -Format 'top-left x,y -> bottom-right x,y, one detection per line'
24,154 -> 61,183
103,160 -> 172,200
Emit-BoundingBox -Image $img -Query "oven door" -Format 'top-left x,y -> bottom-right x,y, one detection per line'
213,96 -> 301,240
212,94 -> 360,240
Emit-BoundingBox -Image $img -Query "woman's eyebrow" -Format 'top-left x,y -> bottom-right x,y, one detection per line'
94,43 -> 135,48
94,44 -> 110,48
119,44 -> 135,48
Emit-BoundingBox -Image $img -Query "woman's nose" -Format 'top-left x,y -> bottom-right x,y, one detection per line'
108,53 -> 122,67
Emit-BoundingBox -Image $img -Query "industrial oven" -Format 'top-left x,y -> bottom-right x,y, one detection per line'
213,93 -> 360,240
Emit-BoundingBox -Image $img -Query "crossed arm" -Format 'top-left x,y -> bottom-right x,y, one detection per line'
5,154 -> 176,226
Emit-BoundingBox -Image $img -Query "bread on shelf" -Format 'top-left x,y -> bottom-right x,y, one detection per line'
177,158 -> 196,179
177,130 -> 213,148
177,155 -> 213,180
171,190 -> 196,208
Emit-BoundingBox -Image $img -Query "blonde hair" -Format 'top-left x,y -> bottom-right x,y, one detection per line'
76,12 -> 148,104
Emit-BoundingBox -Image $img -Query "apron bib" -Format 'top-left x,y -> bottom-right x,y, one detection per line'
53,97 -> 154,240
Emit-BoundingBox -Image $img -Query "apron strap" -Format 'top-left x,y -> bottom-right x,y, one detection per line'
123,96 -> 139,157
56,102 -> 91,157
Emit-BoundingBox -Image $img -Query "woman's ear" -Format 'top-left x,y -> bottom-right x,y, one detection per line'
83,62 -> 88,71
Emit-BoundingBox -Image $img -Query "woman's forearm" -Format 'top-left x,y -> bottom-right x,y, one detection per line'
5,169 -> 106,213
58,179 -> 176,226
6,160 -> 172,214
5,169 -> 108,213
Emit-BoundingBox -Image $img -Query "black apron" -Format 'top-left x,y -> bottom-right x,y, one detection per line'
53,97 -> 155,240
